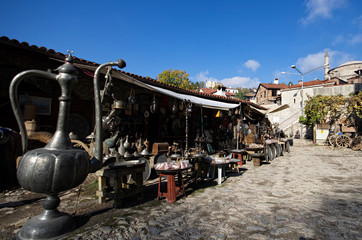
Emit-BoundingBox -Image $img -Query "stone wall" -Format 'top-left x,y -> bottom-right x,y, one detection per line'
314,83 -> 362,96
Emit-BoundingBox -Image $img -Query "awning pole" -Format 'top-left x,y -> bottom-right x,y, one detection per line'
200,105 -> 203,133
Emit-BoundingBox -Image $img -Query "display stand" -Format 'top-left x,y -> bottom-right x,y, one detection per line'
96,163 -> 145,208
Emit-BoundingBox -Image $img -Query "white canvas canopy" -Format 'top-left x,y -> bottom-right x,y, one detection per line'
115,71 -> 240,110
143,84 -> 239,110
72,63 -> 241,111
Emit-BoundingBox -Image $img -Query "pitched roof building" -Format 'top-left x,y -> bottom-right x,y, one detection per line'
255,79 -> 288,105
200,85 -> 235,98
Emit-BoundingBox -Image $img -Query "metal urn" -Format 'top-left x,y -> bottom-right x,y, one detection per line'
9,52 -> 126,239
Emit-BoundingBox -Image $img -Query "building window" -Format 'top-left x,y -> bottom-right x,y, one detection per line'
294,98 -> 296,104
264,91 -> 266,98
272,90 -> 277,96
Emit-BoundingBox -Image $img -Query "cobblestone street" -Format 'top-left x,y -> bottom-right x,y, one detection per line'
1,139 -> 361,240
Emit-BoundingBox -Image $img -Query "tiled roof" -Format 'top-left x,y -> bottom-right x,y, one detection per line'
0,36 -> 267,110
201,88 -> 235,97
0,36 -> 100,67
287,79 -> 334,89
200,88 -> 217,94
260,83 -> 289,89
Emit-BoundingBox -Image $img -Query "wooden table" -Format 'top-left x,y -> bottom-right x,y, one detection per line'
157,167 -> 191,203
246,146 -> 265,157
96,161 -> 145,208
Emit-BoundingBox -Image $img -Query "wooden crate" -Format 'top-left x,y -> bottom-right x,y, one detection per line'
342,125 -> 356,133
152,142 -> 169,155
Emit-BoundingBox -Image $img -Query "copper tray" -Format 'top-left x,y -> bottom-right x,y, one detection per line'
230,149 -> 246,153
109,160 -> 146,169
156,166 -> 192,174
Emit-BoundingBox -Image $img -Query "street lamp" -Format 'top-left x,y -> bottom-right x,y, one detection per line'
281,64 -> 326,138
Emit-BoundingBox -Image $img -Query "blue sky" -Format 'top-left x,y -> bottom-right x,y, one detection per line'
1,0 -> 361,88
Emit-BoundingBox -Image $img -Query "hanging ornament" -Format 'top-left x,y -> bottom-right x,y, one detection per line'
187,103 -> 192,113
128,88 -> 136,104
150,93 -> 156,113
216,110 -> 221,118
172,99 -> 178,113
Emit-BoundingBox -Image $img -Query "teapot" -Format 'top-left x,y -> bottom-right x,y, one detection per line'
9,53 -> 126,239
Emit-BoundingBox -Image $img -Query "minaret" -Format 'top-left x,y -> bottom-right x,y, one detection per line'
324,49 -> 330,79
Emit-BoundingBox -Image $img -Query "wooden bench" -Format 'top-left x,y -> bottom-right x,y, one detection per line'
96,164 -> 145,208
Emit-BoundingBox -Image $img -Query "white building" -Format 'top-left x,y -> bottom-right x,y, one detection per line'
226,87 -> 238,94
328,60 -> 362,82
205,80 -> 219,89
267,50 -> 362,138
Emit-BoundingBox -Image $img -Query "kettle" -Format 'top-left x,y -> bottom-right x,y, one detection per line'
9,53 -> 126,239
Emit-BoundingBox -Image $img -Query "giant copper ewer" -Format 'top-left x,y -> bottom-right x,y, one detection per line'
9,52 -> 126,239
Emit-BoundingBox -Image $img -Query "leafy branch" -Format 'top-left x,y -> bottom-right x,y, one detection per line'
299,92 -> 362,127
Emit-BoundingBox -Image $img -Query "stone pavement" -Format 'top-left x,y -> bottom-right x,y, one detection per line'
1,139 -> 362,239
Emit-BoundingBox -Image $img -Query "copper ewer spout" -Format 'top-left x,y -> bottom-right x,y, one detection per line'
89,59 -> 126,173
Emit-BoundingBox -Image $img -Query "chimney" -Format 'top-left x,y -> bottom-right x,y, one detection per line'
298,80 -> 303,84
215,85 -> 226,97
274,78 -> 279,84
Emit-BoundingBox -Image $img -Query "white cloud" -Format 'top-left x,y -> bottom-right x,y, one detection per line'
350,34 -> 362,45
295,49 -> 352,72
333,33 -> 362,45
244,59 -> 260,72
296,52 -> 325,72
220,76 -> 260,89
328,50 -> 352,67
193,70 -> 218,83
191,70 -> 260,88
300,0 -> 347,25
353,15 -> 362,28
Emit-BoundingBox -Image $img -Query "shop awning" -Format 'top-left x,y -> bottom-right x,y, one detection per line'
143,84 -> 239,110
114,71 -> 240,110
72,63 -> 243,111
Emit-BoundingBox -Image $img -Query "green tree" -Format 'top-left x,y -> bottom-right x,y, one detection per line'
157,69 -> 192,90
299,92 -> 362,127
235,89 -> 246,100
197,81 -> 205,90
189,81 -> 205,91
